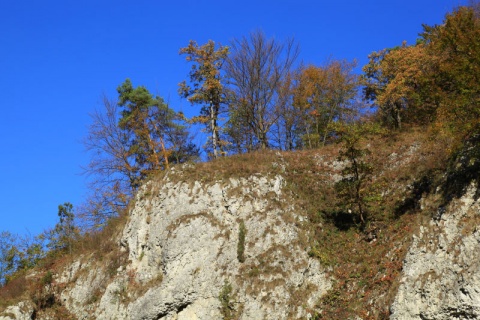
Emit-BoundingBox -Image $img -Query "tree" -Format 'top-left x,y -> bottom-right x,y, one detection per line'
293,59 -> 359,148
47,203 -> 78,254
17,233 -> 46,270
363,3 -> 480,134
117,79 -> 198,174
82,96 -> 141,228
363,49 -> 397,128
0,231 -> 47,285
179,40 -> 230,159
271,69 -> 302,150
226,30 -> 299,150
164,116 -> 200,164
0,231 -> 18,286
117,79 -> 173,174
83,96 -> 135,219
421,4 -> 480,135
362,43 -> 438,129
334,122 -> 381,227
224,104 -> 256,153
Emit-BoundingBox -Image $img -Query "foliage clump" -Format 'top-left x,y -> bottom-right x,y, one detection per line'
237,221 -> 247,263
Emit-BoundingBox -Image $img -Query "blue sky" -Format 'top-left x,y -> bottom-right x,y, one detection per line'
0,0 -> 465,236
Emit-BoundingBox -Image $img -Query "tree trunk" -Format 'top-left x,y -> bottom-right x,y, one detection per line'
260,130 -> 268,150
149,118 -> 169,169
210,104 -> 218,159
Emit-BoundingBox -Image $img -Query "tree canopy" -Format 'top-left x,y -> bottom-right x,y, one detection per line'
363,3 -> 480,135
225,31 -> 300,151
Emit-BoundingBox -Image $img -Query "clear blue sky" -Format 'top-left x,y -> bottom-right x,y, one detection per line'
0,0 -> 465,236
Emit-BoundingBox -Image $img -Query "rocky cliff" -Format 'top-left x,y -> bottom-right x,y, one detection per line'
114,173 -> 330,319
391,182 -> 480,319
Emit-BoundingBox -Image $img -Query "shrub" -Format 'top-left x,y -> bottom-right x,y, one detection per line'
237,221 -> 246,263
219,281 -> 235,320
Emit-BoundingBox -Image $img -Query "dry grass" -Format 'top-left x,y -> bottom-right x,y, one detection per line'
0,273 -> 28,309
157,150 -> 284,186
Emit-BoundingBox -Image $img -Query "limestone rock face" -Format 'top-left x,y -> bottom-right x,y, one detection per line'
391,183 -> 480,319
119,174 -> 331,319
0,302 -> 35,320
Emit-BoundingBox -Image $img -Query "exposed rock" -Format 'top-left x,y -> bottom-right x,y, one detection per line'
0,301 -> 35,320
56,257 -> 107,319
120,174 -> 330,319
391,182 -> 480,319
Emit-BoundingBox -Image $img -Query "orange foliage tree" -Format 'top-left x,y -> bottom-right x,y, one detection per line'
293,59 -> 360,148
362,43 -> 439,129
422,4 -> 480,136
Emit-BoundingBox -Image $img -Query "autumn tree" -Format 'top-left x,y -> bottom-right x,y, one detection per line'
363,3 -> 480,133
362,42 -> 440,129
363,49 -> 399,128
226,30 -> 299,150
293,59 -> 359,148
117,79 -> 172,174
179,40 -> 230,159
117,79 -> 199,177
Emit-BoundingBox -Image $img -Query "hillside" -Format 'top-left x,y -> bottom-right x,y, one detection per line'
1,127 -> 480,319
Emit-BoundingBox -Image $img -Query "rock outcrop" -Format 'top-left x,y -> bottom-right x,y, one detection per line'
116,174 -> 330,319
0,302 -> 35,320
391,182 -> 480,319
